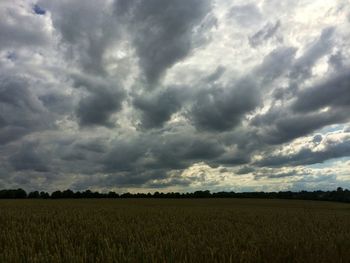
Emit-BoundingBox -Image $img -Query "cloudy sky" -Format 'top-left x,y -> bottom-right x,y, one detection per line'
1,0 -> 350,193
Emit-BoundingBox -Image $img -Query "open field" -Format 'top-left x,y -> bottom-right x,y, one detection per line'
0,199 -> 349,263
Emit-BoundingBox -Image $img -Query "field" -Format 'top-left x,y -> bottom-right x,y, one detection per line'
0,199 -> 349,263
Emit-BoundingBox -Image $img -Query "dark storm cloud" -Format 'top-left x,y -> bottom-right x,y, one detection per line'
188,46 -> 296,134
269,27 -> 336,101
9,143 -> 49,172
256,136 -> 350,167
216,154 -> 251,166
249,20 -> 281,47
292,71 -> 350,113
254,169 -> 301,179
102,137 -> 147,172
0,127 -> 29,145
71,169 -> 172,189
0,75 -> 49,144
290,27 -> 335,81
253,107 -> 350,145
76,89 -> 123,127
72,74 -> 125,127
328,51 -> 344,70
0,4 -> 49,50
39,92 -> 74,115
75,139 -> 107,153
133,86 -> 191,129
82,131 -> 227,188
189,77 -> 260,131
39,0 -> 119,74
0,77 -> 42,112
151,134 -> 225,169
114,0 -> 212,84
235,166 -> 255,175
102,132 -> 225,175
255,46 -> 296,84
1,0 -> 350,191
59,138 -> 104,163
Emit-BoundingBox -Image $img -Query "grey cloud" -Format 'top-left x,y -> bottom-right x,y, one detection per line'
256,136 -> 350,167
216,155 -> 251,166
228,4 -> 262,27
292,71 -> 350,113
0,77 -> 43,112
39,92 -> 74,115
253,108 -> 350,145
40,0 -> 119,75
102,137 -> 147,172
0,76 -> 50,144
312,134 -> 323,144
75,140 -> 107,153
114,0 -> 212,84
0,127 -> 29,145
235,166 -> 255,175
249,21 -> 281,47
145,177 -> 192,189
1,0 -> 350,192
77,89 -> 123,127
133,86 -> 191,129
255,46 -> 297,84
9,143 -> 49,172
60,138 -> 107,162
0,4 -> 49,50
61,151 -> 86,161
205,66 -> 225,83
290,27 -> 335,81
101,131 -> 225,177
254,169 -> 301,179
154,135 -> 225,167
72,74 -> 125,127
328,51 -> 344,70
189,78 -> 260,131
71,169 -> 170,189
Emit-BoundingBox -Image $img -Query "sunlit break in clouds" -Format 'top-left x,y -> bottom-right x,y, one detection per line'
0,0 -> 350,193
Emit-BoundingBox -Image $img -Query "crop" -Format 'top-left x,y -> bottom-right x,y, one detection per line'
0,199 -> 349,262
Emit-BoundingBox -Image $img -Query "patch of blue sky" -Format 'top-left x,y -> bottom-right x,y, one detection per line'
316,124 -> 347,134
6,51 -> 16,61
33,4 -> 46,15
307,156 -> 350,169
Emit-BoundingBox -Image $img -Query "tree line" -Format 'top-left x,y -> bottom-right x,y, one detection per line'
0,187 -> 349,203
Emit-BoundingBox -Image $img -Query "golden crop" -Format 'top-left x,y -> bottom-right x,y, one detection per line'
0,199 -> 349,263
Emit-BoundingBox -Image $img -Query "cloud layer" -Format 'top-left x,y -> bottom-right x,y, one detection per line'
0,0 -> 350,192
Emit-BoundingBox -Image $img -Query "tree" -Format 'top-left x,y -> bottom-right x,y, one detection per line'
28,191 -> 40,198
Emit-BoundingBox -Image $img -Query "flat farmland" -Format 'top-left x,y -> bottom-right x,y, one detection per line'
0,199 -> 349,263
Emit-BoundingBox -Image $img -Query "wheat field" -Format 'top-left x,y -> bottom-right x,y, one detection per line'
0,199 -> 349,263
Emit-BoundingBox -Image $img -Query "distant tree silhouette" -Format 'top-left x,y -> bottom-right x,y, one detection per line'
0,187 -> 349,203
51,190 -> 62,199
40,191 -> 50,199
107,191 -> 119,198
28,191 -> 40,198
62,189 -> 74,198
0,189 -> 27,198
193,190 -> 211,198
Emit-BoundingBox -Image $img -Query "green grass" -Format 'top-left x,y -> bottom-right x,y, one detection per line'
0,199 -> 349,263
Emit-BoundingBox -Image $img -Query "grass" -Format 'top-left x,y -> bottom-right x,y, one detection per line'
0,199 -> 349,263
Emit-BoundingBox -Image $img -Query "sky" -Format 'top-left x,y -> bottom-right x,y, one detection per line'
0,0 -> 350,193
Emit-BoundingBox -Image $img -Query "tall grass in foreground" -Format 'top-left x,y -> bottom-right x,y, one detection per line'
0,199 -> 349,263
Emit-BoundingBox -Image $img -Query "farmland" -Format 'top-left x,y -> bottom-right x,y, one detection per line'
0,199 -> 349,263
